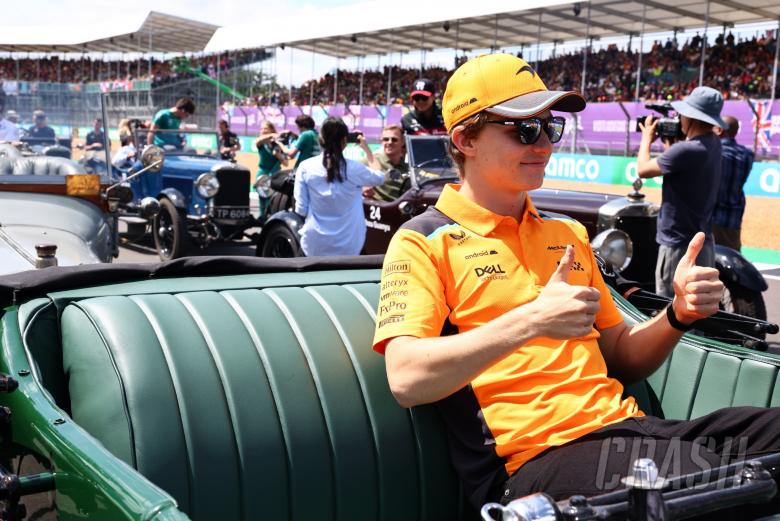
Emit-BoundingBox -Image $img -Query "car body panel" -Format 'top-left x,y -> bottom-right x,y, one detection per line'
0,189 -> 114,276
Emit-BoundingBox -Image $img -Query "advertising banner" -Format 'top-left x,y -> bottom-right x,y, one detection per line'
220,100 -> 780,156
545,153 -> 780,198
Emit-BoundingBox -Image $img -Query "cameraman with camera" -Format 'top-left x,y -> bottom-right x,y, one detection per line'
637,86 -> 727,298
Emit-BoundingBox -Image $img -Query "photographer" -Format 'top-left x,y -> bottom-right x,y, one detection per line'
275,114 -> 320,168
218,119 -> 240,162
637,86 -> 726,297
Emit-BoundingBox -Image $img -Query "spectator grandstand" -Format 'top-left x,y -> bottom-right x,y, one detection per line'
0,48 -> 269,88
1,31 -> 777,104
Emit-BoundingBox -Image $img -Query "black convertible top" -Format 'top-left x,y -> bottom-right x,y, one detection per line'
0,255 -> 384,308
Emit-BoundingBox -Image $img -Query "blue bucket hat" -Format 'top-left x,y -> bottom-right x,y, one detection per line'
671,86 -> 727,128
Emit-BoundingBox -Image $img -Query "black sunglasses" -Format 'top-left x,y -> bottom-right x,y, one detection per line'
411,95 -> 430,102
382,136 -> 400,143
486,116 -> 566,144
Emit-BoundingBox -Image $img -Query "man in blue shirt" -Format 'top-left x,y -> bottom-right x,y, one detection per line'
712,116 -> 754,251
147,98 -> 195,148
636,86 -> 726,297
28,110 -> 56,145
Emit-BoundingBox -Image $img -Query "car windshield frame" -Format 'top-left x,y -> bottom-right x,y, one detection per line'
405,135 -> 459,188
134,128 -> 221,157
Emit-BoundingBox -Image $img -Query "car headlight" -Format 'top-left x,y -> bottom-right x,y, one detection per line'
195,172 -> 220,198
591,229 -> 633,272
254,174 -> 271,196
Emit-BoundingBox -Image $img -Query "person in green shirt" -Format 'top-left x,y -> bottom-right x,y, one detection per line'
254,121 -> 287,216
276,115 -> 321,168
362,124 -> 411,202
147,98 -> 195,148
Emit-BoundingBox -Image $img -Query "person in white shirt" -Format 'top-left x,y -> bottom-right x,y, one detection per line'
0,98 -> 20,142
294,117 -> 385,256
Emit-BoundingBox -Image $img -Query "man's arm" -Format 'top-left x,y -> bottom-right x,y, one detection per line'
147,123 -> 158,145
597,232 -> 723,384
358,133 -> 381,171
637,115 -> 663,178
385,246 -> 602,407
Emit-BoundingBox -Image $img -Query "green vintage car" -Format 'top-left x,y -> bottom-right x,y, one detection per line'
0,257 -> 779,521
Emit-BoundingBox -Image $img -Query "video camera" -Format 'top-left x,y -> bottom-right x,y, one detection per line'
635,102 -> 683,140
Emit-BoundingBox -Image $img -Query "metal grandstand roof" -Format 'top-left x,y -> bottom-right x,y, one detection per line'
207,0 -> 780,57
0,11 -> 218,53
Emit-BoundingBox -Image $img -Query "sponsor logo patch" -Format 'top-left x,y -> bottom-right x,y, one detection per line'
378,315 -> 405,328
474,264 -> 507,277
381,279 -> 409,290
384,260 -> 411,276
547,245 -> 568,251
464,250 -> 499,260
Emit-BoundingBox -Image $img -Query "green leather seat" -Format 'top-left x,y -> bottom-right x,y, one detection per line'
54,274 -> 780,521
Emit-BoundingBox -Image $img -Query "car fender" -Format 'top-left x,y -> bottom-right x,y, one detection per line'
258,211 -> 304,244
715,244 -> 768,293
158,188 -> 187,211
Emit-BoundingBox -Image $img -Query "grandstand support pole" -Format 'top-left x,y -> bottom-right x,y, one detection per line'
216,52 -> 221,115
771,21 -> 779,107
359,55 -> 365,106
310,47 -> 316,108
493,15 -> 498,53
574,3 -> 592,154
386,54 -> 393,105
699,0 -> 710,87
420,29 -> 426,75
334,56 -> 340,105
535,12 -> 543,68
148,30 -> 153,108
289,49 -> 293,107
634,0 -> 647,101
618,102 -> 631,156
745,98 -> 760,154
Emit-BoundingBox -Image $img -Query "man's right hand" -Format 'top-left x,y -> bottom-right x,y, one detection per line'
526,245 -> 601,340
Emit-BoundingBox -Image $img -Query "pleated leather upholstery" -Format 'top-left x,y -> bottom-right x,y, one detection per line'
60,283 -> 470,521
646,342 -> 780,420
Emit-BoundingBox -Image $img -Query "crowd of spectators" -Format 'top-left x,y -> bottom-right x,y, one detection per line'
0,48 -> 268,88
0,31 -> 777,103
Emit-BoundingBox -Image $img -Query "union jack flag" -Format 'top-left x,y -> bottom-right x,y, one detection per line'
751,100 -> 774,152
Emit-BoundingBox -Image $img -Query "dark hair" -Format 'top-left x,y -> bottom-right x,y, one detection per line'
295,114 -> 315,130
218,119 -> 229,128
175,98 -> 196,115
320,117 -> 348,183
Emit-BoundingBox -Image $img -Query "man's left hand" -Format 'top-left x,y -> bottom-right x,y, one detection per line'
672,232 -> 724,324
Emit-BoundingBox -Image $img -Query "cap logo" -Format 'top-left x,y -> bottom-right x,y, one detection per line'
516,65 -> 537,77
415,81 -> 427,91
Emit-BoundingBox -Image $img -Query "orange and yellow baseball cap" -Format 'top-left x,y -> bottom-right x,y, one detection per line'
442,53 -> 586,131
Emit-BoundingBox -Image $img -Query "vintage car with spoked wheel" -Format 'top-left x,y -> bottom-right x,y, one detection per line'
258,134 -> 770,324
118,127 -> 259,261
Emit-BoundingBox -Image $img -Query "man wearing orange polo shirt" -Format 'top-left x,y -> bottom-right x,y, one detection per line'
373,53 -> 780,511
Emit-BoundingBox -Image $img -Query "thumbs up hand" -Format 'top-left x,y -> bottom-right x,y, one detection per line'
671,232 -> 724,324
525,245 -> 602,340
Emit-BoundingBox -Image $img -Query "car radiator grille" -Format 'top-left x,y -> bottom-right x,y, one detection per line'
214,169 -> 249,207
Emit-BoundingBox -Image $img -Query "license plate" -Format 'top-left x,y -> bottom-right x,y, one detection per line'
214,208 -> 250,220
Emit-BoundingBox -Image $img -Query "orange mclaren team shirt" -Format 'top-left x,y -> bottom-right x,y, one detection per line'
372,184 -> 643,505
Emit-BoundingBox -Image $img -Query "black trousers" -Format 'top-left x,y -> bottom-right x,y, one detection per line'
497,407 -> 780,517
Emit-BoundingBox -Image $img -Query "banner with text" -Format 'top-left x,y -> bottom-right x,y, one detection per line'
221,100 -> 780,154
545,153 -> 780,198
